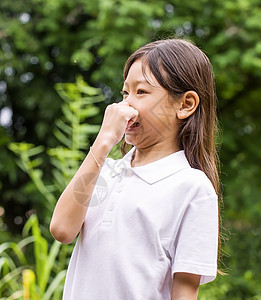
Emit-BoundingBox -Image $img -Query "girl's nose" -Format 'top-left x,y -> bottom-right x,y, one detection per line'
124,99 -> 135,110
123,94 -> 135,106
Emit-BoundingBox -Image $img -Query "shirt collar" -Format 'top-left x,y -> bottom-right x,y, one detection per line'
110,147 -> 191,184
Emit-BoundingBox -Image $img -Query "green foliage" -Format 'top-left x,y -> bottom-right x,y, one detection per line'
0,214 -> 68,299
8,143 -> 56,210
8,76 -> 103,221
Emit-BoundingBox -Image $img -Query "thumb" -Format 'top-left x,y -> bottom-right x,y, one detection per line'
126,108 -> 139,128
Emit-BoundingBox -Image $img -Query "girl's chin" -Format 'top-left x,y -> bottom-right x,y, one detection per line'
124,134 -> 139,145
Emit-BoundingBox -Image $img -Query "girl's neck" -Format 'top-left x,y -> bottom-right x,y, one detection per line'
131,141 -> 180,167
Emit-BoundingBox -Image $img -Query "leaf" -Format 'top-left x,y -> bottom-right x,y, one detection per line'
22,269 -> 37,300
30,157 -> 44,168
81,94 -> 105,104
80,124 -> 100,134
27,146 -> 45,158
0,266 -> 25,293
76,75 -> 102,96
55,119 -> 73,136
17,236 -> 35,249
40,241 -> 62,293
0,257 -> 10,276
61,105 -> 75,123
0,242 -> 27,265
53,129 -> 72,148
43,270 -> 66,300
79,106 -> 100,119
0,252 -> 16,271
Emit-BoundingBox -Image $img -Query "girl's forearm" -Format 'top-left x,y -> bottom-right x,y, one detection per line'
49,135 -> 113,244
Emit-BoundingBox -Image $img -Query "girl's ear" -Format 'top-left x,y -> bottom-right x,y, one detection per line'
177,91 -> 200,119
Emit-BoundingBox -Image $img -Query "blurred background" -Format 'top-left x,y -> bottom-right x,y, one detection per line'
0,0 -> 261,299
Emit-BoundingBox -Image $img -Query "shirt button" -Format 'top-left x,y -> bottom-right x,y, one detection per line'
116,185 -> 122,193
108,202 -> 115,211
126,170 -> 132,177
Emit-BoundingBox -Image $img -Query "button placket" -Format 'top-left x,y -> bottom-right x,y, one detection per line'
108,202 -> 115,211
101,178 -> 122,225
116,184 -> 122,193
99,164 -> 130,229
116,170 -> 124,193
100,202 -> 115,227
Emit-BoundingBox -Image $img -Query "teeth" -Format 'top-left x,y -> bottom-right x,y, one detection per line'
131,122 -> 139,128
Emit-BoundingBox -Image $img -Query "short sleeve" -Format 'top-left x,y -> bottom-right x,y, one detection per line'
171,195 -> 219,285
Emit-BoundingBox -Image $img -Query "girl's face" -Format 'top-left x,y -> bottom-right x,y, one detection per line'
122,59 -> 181,149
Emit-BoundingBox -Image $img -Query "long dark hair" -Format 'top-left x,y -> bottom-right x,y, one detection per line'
121,38 -> 223,273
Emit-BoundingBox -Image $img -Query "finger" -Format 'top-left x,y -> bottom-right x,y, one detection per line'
120,105 -> 139,117
126,107 -> 139,118
119,100 -> 129,105
126,109 -> 139,128
131,108 -> 139,118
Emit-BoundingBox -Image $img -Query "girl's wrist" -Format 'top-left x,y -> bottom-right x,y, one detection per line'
92,133 -> 115,157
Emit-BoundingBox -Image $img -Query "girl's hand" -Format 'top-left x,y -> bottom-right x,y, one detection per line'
97,101 -> 139,148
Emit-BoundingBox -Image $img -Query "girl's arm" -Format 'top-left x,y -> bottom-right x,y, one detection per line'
171,273 -> 200,300
49,101 -> 138,244
49,136 -> 112,244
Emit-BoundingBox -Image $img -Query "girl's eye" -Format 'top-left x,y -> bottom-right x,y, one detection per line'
120,90 -> 128,96
137,89 -> 147,95
120,90 -> 147,97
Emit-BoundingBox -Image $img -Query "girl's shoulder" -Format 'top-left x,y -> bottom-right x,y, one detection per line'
178,167 -> 217,200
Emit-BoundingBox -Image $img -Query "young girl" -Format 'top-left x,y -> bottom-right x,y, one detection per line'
50,39 -> 221,300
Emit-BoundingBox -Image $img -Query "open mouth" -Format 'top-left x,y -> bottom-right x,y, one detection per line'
130,122 -> 140,128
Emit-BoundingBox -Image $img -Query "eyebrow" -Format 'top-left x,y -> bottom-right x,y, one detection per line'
123,79 -> 149,87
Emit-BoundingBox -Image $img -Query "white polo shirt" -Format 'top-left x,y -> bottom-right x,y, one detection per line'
63,147 -> 218,300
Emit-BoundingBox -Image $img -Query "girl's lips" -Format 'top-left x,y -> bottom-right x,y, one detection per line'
126,122 -> 141,132
130,121 -> 140,128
